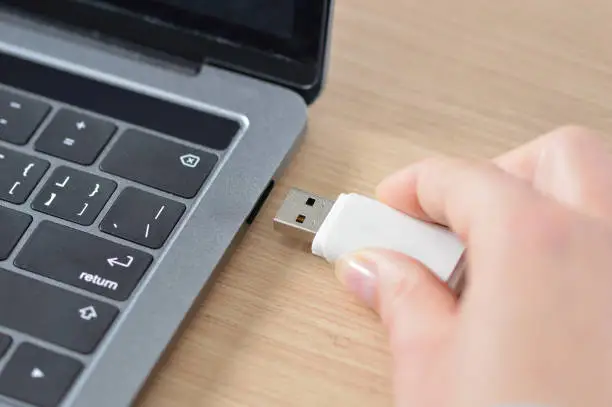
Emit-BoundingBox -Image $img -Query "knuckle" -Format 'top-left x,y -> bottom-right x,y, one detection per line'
381,270 -> 420,325
417,155 -> 472,171
546,125 -> 601,149
390,272 -> 420,308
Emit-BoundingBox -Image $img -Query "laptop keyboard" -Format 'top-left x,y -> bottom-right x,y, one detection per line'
0,85 -> 225,406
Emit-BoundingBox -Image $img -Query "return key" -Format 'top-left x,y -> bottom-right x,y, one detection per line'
15,221 -> 153,301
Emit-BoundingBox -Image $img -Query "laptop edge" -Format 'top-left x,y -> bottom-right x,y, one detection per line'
0,1 -> 333,406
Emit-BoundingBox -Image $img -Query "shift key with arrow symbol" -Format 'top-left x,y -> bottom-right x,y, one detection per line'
15,221 -> 153,300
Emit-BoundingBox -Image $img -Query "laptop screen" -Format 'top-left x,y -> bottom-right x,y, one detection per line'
153,0 -> 296,39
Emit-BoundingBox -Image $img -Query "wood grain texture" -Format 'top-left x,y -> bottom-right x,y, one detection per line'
138,1 -> 612,406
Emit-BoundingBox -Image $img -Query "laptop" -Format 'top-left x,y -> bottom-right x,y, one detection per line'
0,1 -> 333,406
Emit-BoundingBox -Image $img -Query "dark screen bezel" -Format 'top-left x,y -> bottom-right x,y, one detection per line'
0,0 -> 332,103
98,0 -> 324,64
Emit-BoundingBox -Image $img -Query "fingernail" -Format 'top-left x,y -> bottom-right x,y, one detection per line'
335,253 -> 380,309
335,251 -> 420,311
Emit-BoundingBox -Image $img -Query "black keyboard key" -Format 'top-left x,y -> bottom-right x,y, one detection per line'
35,109 -> 116,165
100,129 -> 218,198
31,166 -> 116,225
0,90 -> 50,145
0,343 -> 82,407
0,333 -> 11,359
100,187 -> 185,249
0,268 -> 118,353
0,206 -> 32,260
15,221 -> 153,300
0,147 -> 49,204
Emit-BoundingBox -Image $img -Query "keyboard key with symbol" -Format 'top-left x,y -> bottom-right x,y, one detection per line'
35,108 -> 116,165
100,187 -> 185,249
15,221 -> 153,300
31,166 -> 116,225
100,129 -> 218,198
0,147 -> 49,204
0,89 -> 50,145
0,333 -> 11,359
0,343 -> 82,407
0,206 -> 32,260
0,268 -> 118,353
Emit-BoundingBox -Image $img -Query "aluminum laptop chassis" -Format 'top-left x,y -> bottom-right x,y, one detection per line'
0,9 -> 311,407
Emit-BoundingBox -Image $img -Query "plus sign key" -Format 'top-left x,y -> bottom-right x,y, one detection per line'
35,109 -> 116,165
0,147 -> 49,204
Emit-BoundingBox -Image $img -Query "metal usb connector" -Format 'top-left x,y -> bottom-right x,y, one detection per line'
273,188 -> 334,241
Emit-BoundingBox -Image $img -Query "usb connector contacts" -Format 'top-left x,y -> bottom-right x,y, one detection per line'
273,187 -> 467,291
273,188 -> 334,241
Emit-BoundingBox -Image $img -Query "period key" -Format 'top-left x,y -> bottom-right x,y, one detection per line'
15,221 -> 153,301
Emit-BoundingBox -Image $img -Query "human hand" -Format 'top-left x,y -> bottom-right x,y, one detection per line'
334,126 -> 612,407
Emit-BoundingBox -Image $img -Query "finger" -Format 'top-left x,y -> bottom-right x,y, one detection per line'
495,126 -> 612,222
376,156 -> 536,239
494,125 -> 609,181
334,249 -> 456,406
375,165 -> 435,223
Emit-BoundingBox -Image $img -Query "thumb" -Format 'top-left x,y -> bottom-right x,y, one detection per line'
334,248 -> 457,338
335,249 -> 457,403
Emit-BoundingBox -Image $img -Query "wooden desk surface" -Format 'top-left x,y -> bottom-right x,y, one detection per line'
139,1 -> 612,406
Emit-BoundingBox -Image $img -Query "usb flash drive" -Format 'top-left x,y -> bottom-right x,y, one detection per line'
273,188 -> 467,291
